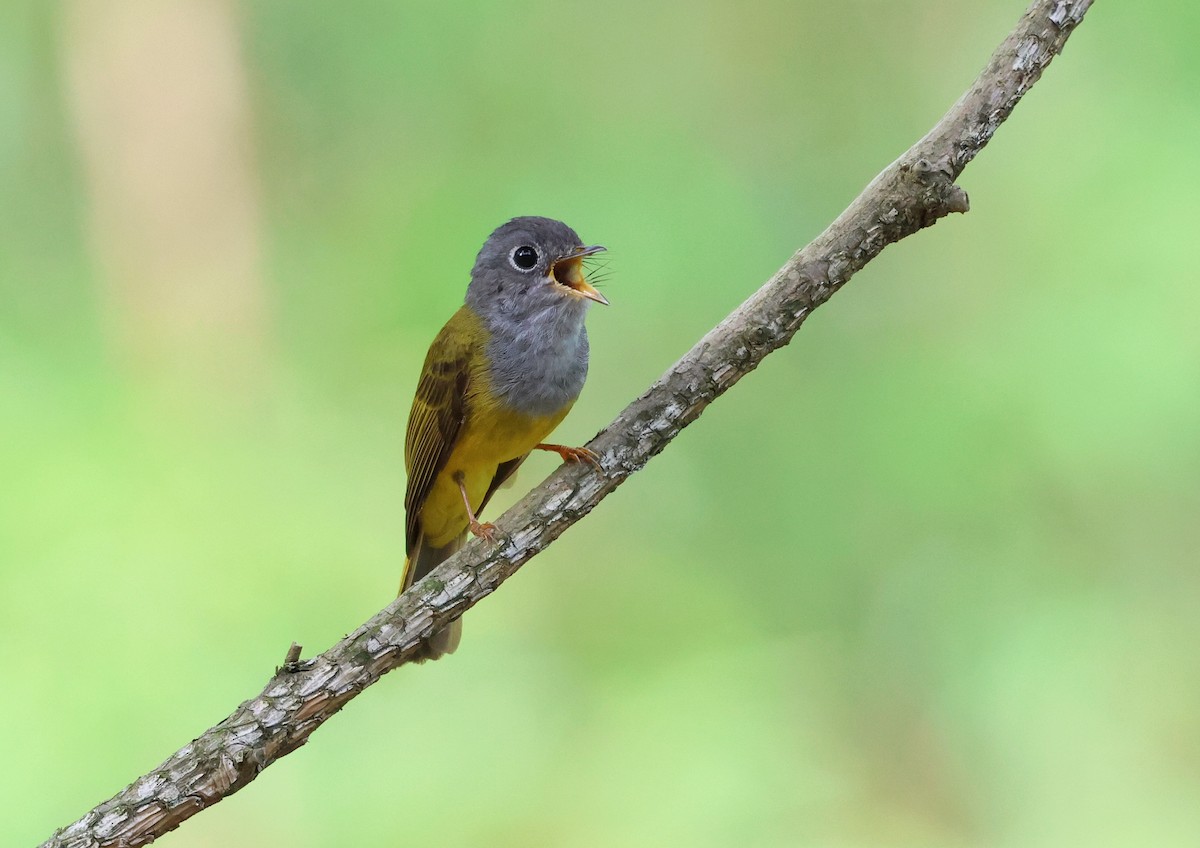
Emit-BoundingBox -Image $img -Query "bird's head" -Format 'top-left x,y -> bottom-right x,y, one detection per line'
466,216 -> 608,324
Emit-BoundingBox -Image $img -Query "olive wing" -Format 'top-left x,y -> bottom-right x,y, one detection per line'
404,316 -> 474,554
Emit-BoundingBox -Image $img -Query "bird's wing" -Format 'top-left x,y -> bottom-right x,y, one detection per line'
478,454 -> 528,516
404,311 -> 474,554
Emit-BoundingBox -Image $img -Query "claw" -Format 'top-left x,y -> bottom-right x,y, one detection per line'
469,520 -> 498,542
536,443 -> 602,470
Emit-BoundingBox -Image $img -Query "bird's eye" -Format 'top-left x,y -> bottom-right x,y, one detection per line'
510,245 -> 539,271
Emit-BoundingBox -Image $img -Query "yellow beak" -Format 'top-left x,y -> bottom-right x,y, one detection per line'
551,245 -> 609,305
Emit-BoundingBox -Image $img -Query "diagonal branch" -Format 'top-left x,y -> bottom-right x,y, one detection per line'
41,1 -> 1093,845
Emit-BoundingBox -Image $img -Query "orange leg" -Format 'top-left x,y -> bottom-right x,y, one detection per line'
536,442 -> 602,470
453,472 -> 497,542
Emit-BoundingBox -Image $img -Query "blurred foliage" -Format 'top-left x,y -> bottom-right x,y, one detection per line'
4,1 -> 1200,846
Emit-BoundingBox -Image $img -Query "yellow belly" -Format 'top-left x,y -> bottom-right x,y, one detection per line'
418,401 -> 571,547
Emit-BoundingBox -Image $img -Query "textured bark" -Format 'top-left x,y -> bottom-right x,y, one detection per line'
42,1 -> 1093,845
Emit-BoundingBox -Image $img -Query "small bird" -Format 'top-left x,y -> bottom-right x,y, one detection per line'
401,216 -> 608,658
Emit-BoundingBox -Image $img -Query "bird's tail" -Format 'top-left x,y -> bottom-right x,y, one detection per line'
400,533 -> 464,660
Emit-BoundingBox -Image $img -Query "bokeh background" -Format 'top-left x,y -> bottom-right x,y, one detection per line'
4,1 -> 1199,845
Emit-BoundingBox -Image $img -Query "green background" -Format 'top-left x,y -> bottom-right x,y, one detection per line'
5,2 -> 1199,846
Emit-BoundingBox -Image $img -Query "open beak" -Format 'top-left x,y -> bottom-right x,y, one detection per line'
550,245 -> 609,305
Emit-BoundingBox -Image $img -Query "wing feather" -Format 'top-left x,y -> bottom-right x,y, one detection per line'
404,309 -> 475,554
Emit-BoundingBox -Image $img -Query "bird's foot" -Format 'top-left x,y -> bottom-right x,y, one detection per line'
469,520 -> 498,542
536,443 -> 602,470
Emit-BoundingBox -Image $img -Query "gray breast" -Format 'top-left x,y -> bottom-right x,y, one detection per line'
484,311 -> 590,418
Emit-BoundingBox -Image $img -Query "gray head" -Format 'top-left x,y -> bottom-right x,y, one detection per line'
465,216 -> 607,326
465,217 -> 607,416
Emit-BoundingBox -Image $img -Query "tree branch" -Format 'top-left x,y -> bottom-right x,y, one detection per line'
42,1 -> 1093,845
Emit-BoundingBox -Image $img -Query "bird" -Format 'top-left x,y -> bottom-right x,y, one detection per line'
400,216 -> 608,659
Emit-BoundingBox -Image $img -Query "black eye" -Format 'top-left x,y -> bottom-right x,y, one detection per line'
510,245 -> 539,271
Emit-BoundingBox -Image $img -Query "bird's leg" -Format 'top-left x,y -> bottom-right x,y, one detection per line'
453,471 -> 497,542
535,442 -> 602,470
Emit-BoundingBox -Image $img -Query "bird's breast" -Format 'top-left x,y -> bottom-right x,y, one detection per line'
484,321 -> 589,418
451,399 -> 571,468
